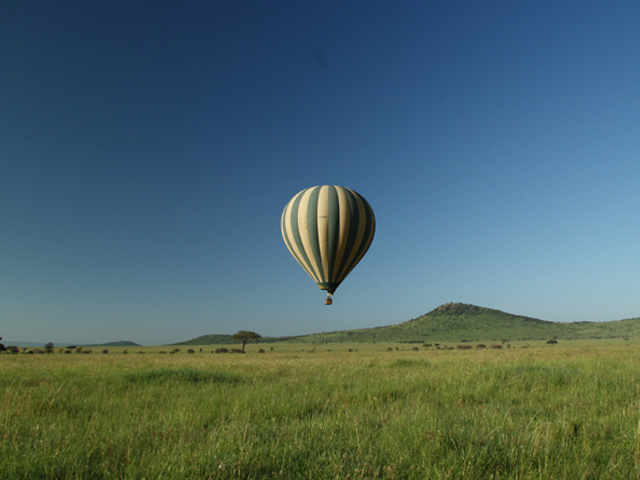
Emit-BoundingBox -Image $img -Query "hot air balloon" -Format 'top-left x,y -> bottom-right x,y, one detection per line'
281,185 -> 375,305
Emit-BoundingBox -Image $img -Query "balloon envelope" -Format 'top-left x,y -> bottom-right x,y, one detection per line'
281,185 -> 375,295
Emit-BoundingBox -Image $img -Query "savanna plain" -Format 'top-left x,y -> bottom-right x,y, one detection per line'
2,342 -> 639,479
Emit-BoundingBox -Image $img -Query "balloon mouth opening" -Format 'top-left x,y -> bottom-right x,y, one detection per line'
317,282 -> 338,295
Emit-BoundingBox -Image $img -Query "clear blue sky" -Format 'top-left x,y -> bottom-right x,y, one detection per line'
2,1 -> 639,345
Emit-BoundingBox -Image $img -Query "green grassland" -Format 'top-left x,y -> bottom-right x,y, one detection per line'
2,342 -> 640,479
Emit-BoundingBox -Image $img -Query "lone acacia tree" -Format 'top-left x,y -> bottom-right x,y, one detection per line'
232,331 -> 261,353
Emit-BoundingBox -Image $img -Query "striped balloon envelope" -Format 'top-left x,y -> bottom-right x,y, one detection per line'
281,185 -> 375,304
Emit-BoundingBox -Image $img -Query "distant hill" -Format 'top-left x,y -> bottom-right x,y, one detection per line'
171,334 -> 235,346
84,340 -> 141,347
175,303 -> 640,345
1,340 -> 141,348
296,303 -> 640,343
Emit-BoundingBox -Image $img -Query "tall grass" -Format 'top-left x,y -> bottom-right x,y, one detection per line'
1,345 -> 639,478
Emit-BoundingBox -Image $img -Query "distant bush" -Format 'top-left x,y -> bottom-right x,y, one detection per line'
547,339 -> 558,345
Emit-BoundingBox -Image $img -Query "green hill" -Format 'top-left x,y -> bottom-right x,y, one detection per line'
85,340 -> 141,347
171,334 -> 234,346
176,303 -> 640,345
296,303 -> 640,344
287,303 -> 563,344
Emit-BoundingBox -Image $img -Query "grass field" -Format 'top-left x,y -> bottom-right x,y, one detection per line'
1,343 -> 639,479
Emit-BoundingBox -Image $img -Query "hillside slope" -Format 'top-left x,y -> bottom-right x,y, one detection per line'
176,303 -> 640,345
292,303 -> 562,343
85,340 -> 141,347
296,303 -> 640,343
170,334 -> 234,346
